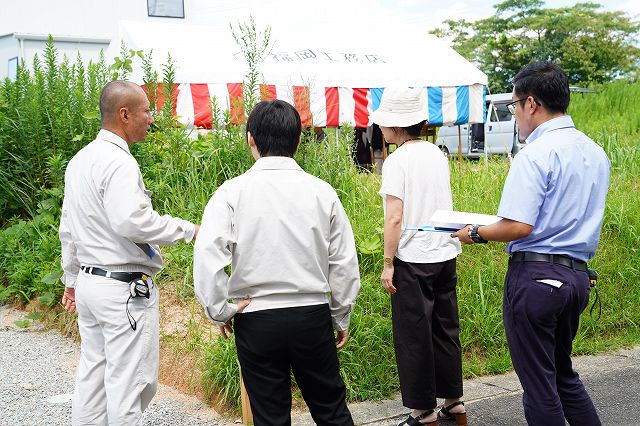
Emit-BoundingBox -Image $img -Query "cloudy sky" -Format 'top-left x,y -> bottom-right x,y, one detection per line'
2,0 -> 637,42
195,0 -> 640,34
368,0 -> 639,29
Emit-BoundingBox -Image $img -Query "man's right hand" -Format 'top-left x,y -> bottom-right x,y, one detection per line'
192,224 -> 200,241
61,287 -> 76,314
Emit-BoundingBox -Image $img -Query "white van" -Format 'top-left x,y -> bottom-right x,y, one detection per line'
436,93 -> 522,158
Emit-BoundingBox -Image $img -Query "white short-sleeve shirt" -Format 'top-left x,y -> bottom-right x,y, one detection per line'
379,142 -> 461,263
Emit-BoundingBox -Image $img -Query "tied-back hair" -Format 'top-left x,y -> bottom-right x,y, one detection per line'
402,120 -> 426,138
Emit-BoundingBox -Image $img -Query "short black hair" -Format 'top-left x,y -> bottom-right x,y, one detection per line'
512,62 -> 570,114
246,100 -> 301,157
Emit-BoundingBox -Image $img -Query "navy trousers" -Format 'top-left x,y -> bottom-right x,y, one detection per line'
503,260 -> 601,426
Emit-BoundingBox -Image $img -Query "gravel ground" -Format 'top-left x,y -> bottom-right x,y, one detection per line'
0,305 -> 227,426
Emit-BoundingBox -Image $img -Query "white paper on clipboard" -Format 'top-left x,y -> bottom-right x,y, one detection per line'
427,209 -> 501,231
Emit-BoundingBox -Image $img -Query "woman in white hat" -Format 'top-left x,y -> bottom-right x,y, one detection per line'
371,87 -> 467,426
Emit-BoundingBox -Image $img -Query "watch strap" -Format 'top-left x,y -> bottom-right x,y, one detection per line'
469,224 -> 488,244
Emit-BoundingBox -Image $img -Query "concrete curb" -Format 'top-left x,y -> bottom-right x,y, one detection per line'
290,346 -> 640,425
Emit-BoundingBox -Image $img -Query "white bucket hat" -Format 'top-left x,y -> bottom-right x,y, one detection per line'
370,87 -> 428,127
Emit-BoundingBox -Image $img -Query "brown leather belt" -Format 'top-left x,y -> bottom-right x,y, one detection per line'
509,251 -> 587,272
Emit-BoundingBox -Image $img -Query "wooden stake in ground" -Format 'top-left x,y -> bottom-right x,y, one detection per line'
240,373 -> 253,424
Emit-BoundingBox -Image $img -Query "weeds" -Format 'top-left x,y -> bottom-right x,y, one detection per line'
230,16 -> 273,115
0,36 -> 107,219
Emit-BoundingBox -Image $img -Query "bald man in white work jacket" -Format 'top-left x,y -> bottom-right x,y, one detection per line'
59,80 -> 199,425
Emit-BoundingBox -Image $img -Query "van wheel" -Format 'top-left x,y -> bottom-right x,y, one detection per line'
439,145 -> 449,156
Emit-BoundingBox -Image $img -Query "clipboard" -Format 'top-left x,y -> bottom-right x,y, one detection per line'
403,210 -> 500,233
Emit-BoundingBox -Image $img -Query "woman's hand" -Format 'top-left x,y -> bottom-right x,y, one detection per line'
335,329 -> 349,350
381,264 -> 397,294
382,195 -> 403,295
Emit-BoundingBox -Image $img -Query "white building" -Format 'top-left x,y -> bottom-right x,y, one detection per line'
0,0 -> 190,80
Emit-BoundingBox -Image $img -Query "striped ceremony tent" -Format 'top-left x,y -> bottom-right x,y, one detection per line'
163,83 -> 486,129
108,21 -> 488,129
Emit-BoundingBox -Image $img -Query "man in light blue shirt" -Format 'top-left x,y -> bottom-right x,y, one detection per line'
453,62 -> 609,426
497,114 -> 609,261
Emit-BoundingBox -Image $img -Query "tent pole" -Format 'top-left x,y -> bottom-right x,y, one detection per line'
457,125 -> 463,164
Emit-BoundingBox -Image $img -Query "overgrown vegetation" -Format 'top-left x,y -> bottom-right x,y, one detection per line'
0,36 -> 106,220
230,15 -> 273,115
1,40 -> 639,413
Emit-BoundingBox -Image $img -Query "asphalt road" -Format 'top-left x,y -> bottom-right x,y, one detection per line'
464,364 -> 640,426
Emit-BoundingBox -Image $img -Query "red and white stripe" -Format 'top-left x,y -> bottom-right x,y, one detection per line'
165,83 -> 483,129
167,83 -> 374,129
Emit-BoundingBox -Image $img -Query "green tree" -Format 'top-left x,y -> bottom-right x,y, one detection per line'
432,0 -> 640,92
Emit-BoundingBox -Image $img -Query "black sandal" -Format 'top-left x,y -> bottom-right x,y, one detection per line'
397,409 -> 438,426
437,401 -> 467,425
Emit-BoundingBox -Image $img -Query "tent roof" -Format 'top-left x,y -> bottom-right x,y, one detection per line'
106,21 -> 488,128
106,21 -> 487,88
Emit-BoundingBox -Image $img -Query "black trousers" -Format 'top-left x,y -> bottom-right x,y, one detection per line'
503,260 -> 601,426
234,304 -> 353,426
391,257 -> 464,409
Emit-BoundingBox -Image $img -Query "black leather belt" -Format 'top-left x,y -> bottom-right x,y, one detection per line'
509,252 -> 587,272
81,266 -> 147,283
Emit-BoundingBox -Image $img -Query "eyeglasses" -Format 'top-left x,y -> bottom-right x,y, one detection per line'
506,98 -> 528,114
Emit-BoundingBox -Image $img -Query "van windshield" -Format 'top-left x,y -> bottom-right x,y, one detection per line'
490,104 -> 513,122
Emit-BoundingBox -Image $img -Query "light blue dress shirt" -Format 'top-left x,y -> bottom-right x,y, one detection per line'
497,115 -> 610,262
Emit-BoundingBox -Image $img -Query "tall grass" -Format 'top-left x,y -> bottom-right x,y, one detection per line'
1,40 -> 639,412
569,80 -> 640,143
0,37 -> 106,219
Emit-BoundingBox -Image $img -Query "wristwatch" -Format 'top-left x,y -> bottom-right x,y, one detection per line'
383,256 -> 394,266
469,224 -> 488,244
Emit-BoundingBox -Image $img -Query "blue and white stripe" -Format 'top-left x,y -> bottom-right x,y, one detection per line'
370,84 -> 486,126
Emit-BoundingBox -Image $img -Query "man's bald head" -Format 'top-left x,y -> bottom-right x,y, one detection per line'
99,80 -> 146,126
99,80 -> 154,144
